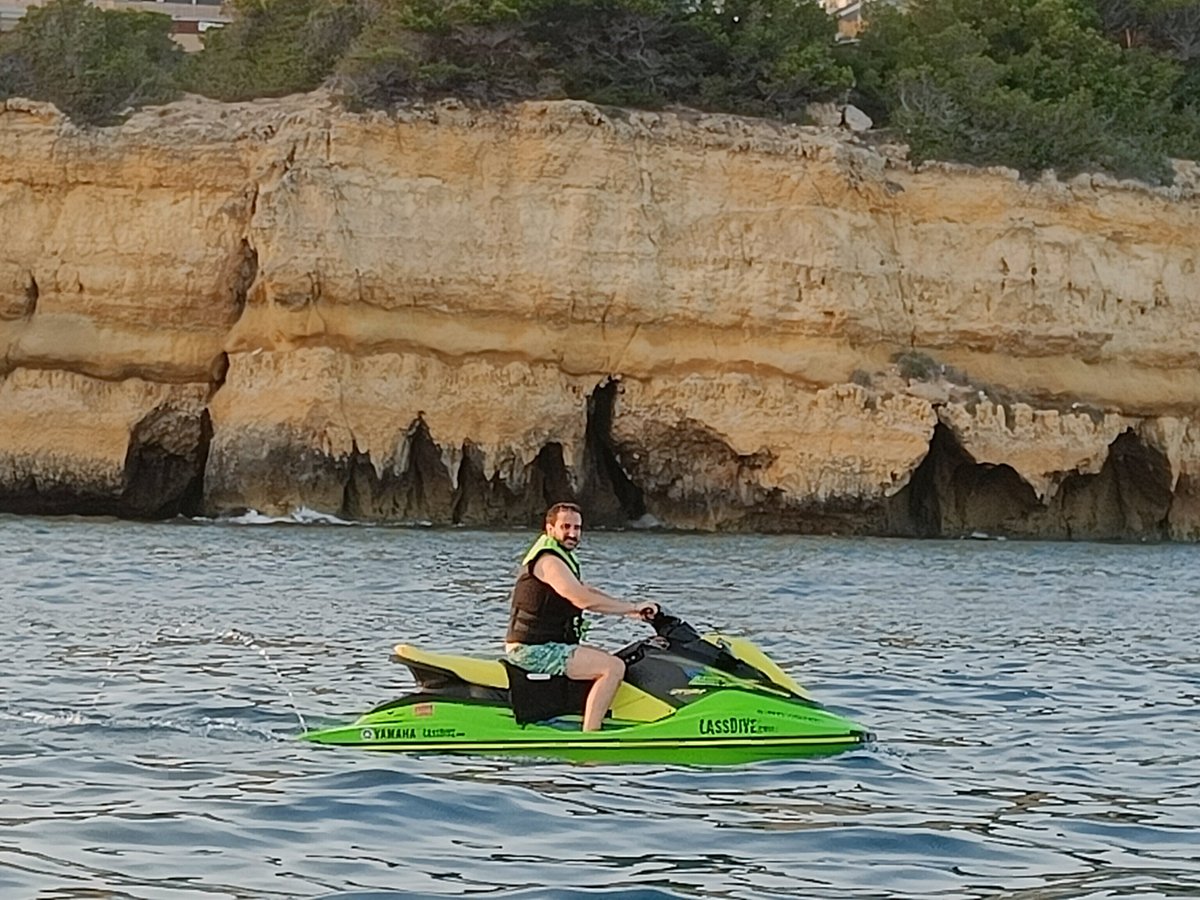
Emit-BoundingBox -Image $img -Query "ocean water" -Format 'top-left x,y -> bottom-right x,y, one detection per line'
1,514 -> 1197,899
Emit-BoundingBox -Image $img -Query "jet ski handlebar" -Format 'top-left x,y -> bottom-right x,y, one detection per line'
620,609 -> 775,687
615,608 -> 710,664
645,608 -> 703,643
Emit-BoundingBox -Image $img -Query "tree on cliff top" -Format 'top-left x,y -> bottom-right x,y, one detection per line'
1089,0 -> 1200,156
180,0 -> 369,101
332,0 -> 552,107
0,0 -> 181,125
332,0 -> 852,116
846,0 -> 1200,183
689,0 -> 853,116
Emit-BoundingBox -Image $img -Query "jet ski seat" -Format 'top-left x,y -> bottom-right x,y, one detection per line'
393,643 -> 674,723
394,644 -> 507,688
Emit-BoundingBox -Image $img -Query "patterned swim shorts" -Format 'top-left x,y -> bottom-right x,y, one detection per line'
505,642 -> 577,676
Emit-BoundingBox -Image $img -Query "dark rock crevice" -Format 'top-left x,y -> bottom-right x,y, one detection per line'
888,422 -> 1041,537
207,352 -> 230,397
527,442 -> 576,515
451,441 -> 575,526
24,273 -> 38,314
579,378 -> 645,527
451,441 -> 493,526
1168,473 -> 1200,540
340,417 -> 454,522
338,425 -> 579,526
397,417 -> 454,520
340,441 -> 376,521
228,239 -> 258,324
1048,429 -> 1172,540
121,406 -> 213,519
889,423 -> 1173,540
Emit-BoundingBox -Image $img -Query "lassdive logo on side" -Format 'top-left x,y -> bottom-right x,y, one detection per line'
698,717 -> 770,736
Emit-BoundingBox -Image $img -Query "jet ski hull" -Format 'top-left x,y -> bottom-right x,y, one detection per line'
302,687 -> 869,764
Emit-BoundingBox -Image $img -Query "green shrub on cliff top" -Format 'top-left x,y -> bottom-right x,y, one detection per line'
180,0 -> 369,101
846,0 -> 1198,183
333,0 -> 550,108
0,0 -> 181,125
1087,0 -> 1200,163
690,0 -> 853,117
332,0 -> 852,116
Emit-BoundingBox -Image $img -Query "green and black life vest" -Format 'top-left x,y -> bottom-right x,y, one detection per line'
506,535 -> 584,645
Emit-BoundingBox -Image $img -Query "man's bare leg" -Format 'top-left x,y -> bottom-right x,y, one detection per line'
565,645 -> 627,732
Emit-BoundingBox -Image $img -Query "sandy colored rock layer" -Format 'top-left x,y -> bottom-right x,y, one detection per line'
1,93 -> 1198,537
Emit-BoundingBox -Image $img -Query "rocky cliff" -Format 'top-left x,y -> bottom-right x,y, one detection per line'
2,91 -> 1198,539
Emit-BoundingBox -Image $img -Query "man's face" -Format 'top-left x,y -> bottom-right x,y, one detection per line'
548,510 -> 583,550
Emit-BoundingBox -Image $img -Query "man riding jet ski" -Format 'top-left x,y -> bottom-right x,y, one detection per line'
301,505 -> 871,762
504,501 -> 659,732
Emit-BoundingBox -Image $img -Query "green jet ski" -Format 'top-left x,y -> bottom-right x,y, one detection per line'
301,611 -> 871,764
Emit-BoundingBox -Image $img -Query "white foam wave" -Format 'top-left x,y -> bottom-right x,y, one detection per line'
0,708 -> 86,727
1,706 -> 290,742
224,507 -> 359,527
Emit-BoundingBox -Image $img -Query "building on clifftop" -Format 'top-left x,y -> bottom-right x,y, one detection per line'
0,0 -> 229,50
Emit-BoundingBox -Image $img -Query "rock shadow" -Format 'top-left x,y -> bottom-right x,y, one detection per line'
891,422 -> 1040,537
892,423 -> 1173,540
339,418 -> 580,525
579,378 -> 645,527
1048,429 -> 1172,540
0,405 -> 211,519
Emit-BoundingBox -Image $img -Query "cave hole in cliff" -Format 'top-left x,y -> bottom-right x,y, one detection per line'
452,442 -> 490,526
25,273 -> 39,314
899,422 -> 1041,537
229,239 -> 258,324
122,407 -> 214,520
446,441 -> 578,527
1051,430 -> 1172,540
529,442 -> 576,513
580,378 -> 645,527
343,419 -> 455,522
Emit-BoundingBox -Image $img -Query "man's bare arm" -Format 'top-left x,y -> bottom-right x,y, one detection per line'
533,556 -> 655,618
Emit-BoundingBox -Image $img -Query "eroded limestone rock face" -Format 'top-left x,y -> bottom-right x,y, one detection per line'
1,93 -> 1199,538
0,369 -> 210,517
203,346 -> 590,522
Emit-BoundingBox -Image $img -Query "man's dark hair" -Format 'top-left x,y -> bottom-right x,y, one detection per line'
545,502 -> 582,526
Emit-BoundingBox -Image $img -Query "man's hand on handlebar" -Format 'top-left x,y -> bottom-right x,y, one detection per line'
627,601 -> 660,621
